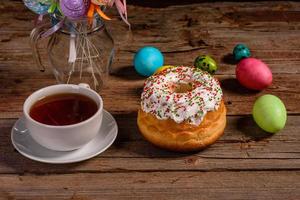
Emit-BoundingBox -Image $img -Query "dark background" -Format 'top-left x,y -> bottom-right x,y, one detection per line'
9,0 -> 300,8
127,0 -> 297,7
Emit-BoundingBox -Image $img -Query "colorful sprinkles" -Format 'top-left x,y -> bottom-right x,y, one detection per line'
141,66 -> 223,125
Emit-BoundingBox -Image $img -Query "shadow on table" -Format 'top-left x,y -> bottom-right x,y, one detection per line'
236,116 -> 273,141
110,65 -> 145,81
0,129 -> 83,174
113,113 -> 202,158
220,78 -> 260,95
135,86 -> 143,97
221,53 -> 238,65
1,113 -> 196,174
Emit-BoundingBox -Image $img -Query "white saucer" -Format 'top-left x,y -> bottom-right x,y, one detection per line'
11,110 -> 118,164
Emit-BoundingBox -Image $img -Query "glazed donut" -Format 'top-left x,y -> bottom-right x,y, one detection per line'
137,66 -> 226,152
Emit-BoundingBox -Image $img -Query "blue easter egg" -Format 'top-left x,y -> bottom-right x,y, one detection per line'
233,44 -> 251,61
23,0 -> 51,15
134,46 -> 164,77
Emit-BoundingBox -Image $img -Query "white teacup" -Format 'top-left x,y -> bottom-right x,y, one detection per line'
23,84 -> 103,151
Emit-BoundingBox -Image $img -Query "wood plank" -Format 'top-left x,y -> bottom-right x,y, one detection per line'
1,1 -> 300,75
0,73 -> 299,118
0,171 -> 299,200
0,156 -> 299,174
0,116 -> 299,174
0,1 -> 299,198
0,2 -> 300,117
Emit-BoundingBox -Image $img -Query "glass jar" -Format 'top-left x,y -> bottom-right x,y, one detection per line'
30,14 -> 114,92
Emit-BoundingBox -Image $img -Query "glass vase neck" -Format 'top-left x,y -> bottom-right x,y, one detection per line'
51,14 -> 105,35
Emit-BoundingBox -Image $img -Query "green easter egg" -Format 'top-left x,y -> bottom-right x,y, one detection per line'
252,94 -> 287,133
194,55 -> 217,74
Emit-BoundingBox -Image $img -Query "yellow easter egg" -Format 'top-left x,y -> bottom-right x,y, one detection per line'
155,65 -> 175,74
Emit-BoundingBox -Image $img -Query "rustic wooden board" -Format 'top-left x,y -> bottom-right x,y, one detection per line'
1,1 -> 300,74
0,116 -> 299,174
0,0 -> 300,199
0,73 -> 299,118
0,171 -> 299,200
1,1 -> 300,119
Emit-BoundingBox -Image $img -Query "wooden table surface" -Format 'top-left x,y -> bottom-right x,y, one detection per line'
1,0 -> 300,199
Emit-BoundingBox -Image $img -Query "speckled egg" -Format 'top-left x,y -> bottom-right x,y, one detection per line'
194,55 -> 217,74
233,44 -> 251,61
134,46 -> 164,77
253,94 -> 287,133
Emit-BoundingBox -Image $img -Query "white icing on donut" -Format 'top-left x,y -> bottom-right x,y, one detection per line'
141,66 -> 223,126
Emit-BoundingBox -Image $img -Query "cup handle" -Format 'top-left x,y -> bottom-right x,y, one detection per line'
78,83 -> 91,89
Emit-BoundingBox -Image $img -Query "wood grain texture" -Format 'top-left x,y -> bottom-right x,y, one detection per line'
0,0 -> 300,199
1,1 -> 300,74
0,116 -> 299,174
0,171 -> 299,200
1,1 -> 300,118
0,73 -> 299,118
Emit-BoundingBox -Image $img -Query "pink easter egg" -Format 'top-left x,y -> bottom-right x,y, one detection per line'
236,58 -> 272,90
